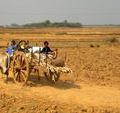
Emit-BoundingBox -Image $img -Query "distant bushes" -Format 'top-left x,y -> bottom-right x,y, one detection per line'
4,20 -> 82,28
90,44 -> 95,48
22,20 -> 82,28
109,37 -> 119,43
56,32 -> 67,35
89,44 -> 100,48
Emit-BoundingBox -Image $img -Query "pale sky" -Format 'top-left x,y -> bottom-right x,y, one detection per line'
0,0 -> 120,25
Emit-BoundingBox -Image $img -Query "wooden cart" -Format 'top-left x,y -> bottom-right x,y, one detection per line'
9,40 -> 71,85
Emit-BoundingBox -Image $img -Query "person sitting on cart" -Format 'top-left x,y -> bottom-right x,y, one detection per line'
6,40 -> 16,56
41,41 -> 53,54
41,41 -> 57,59
6,40 -> 16,73
17,40 -> 30,53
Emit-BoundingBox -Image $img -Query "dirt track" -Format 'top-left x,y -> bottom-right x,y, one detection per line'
0,76 -> 120,113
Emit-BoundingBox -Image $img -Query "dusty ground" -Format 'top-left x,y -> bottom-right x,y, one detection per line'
0,27 -> 120,113
0,45 -> 120,113
0,76 -> 120,113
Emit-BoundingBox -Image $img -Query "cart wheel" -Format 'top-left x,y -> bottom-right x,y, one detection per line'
12,51 -> 29,85
44,69 -> 60,83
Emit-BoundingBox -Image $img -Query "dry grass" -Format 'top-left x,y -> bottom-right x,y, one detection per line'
0,27 -> 120,84
58,45 -> 120,81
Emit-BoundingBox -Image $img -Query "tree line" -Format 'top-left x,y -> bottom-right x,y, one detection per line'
1,20 -> 82,28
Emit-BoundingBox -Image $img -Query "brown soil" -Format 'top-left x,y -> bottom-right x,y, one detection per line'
0,27 -> 120,113
0,45 -> 120,113
0,77 -> 120,113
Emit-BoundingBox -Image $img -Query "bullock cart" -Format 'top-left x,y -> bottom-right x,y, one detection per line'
10,40 -> 71,85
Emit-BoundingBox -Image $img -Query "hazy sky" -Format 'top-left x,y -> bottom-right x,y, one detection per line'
0,0 -> 120,25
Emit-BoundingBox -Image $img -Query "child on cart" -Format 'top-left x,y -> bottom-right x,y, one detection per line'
41,41 -> 57,59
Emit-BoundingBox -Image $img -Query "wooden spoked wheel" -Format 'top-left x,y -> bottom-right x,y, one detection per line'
12,51 -> 29,85
44,69 -> 60,83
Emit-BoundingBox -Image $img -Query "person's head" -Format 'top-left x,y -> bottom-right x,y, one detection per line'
44,41 -> 49,47
26,40 -> 29,45
11,40 -> 16,46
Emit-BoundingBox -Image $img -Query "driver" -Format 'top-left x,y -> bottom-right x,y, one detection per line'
40,41 -> 57,60
41,41 -> 53,54
40,41 -> 57,59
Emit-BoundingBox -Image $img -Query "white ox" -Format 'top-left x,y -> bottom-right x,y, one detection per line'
0,53 -> 8,74
28,46 -> 43,53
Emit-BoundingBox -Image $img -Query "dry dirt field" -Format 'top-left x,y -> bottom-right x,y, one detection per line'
0,27 -> 120,113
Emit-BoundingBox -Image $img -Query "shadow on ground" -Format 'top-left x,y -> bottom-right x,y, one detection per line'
27,75 -> 80,90
2,74 -> 80,90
